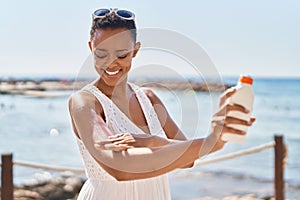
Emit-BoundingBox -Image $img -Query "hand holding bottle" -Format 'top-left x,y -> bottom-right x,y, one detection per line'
208,81 -> 255,151
221,75 -> 255,143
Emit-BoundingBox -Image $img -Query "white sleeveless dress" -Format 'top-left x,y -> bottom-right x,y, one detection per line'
75,83 -> 171,200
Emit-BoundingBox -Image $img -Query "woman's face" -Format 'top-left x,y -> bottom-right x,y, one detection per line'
89,28 -> 140,87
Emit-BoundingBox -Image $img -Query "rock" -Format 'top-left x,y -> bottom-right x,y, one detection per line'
134,80 -> 231,92
64,177 -> 83,193
0,79 -> 232,96
8,175 -> 85,200
14,189 -> 43,199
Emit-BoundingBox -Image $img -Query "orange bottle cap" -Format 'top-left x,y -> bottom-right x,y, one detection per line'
239,75 -> 253,84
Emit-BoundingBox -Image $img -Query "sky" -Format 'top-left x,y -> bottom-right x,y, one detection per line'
0,0 -> 299,78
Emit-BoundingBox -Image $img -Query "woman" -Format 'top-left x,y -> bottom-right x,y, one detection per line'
68,8 -> 255,200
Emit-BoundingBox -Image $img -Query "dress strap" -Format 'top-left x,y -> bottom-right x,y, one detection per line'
82,84 -> 111,124
129,83 -> 166,138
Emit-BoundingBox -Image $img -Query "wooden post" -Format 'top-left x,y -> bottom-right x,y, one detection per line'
274,135 -> 285,200
1,153 -> 13,200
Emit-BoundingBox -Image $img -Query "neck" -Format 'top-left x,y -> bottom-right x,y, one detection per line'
96,77 -> 130,100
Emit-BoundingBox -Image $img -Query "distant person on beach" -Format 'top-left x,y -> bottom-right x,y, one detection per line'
68,8 -> 255,200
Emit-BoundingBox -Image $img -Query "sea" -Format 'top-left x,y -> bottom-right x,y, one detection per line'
1,76 -> 300,199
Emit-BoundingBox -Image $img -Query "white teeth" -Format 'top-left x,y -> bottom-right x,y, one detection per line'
105,70 -> 120,75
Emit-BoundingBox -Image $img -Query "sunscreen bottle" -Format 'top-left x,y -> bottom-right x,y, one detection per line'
221,75 -> 254,143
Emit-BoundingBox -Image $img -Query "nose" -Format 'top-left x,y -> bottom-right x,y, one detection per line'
105,55 -> 118,68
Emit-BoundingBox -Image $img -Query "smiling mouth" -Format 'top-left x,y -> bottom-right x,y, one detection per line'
104,70 -> 120,76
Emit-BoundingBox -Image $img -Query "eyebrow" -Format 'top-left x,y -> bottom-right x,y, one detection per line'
95,48 -> 129,52
115,49 -> 128,52
95,48 -> 107,52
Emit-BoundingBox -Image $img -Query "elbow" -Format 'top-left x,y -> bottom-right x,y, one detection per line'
187,161 -> 195,168
113,171 -> 127,181
114,172 -> 135,181
180,161 -> 194,169
105,168 -> 133,181
111,170 -> 149,181
115,176 -> 130,181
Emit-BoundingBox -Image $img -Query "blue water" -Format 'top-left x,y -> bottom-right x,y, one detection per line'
1,77 -> 300,199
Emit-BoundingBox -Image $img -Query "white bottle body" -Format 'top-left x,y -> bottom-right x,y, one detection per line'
221,81 -> 254,143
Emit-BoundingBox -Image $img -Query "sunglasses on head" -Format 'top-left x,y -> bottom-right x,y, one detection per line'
92,8 -> 135,21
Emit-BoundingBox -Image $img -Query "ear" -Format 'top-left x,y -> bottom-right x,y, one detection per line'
88,41 -> 92,51
132,42 -> 141,58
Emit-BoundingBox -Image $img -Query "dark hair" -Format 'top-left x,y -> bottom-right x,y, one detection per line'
90,12 -> 137,42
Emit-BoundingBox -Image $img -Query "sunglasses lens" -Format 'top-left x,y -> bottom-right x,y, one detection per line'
94,9 -> 110,17
116,10 -> 134,19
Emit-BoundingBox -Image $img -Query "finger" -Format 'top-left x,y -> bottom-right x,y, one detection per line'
215,103 -> 249,116
219,87 -> 236,106
107,137 -> 125,143
108,133 -> 124,139
227,103 -> 249,113
107,133 -> 132,142
222,126 -> 246,136
113,138 -> 136,145
108,133 -> 133,142
123,134 -> 135,141
224,116 -> 252,126
108,133 -> 135,144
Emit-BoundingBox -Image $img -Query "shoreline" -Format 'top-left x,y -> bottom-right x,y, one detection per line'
0,79 -> 231,97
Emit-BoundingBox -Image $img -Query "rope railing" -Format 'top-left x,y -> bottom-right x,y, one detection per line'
195,141 -> 276,166
13,161 -> 85,174
0,141 -> 277,173
1,135 -> 287,200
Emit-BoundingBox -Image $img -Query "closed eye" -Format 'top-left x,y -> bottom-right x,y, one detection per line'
96,54 -> 107,59
117,54 -> 128,59
94,49 -> 108,59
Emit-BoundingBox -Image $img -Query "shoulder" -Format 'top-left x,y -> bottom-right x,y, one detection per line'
141,87 -> 163,106
68,89 -> 101,114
